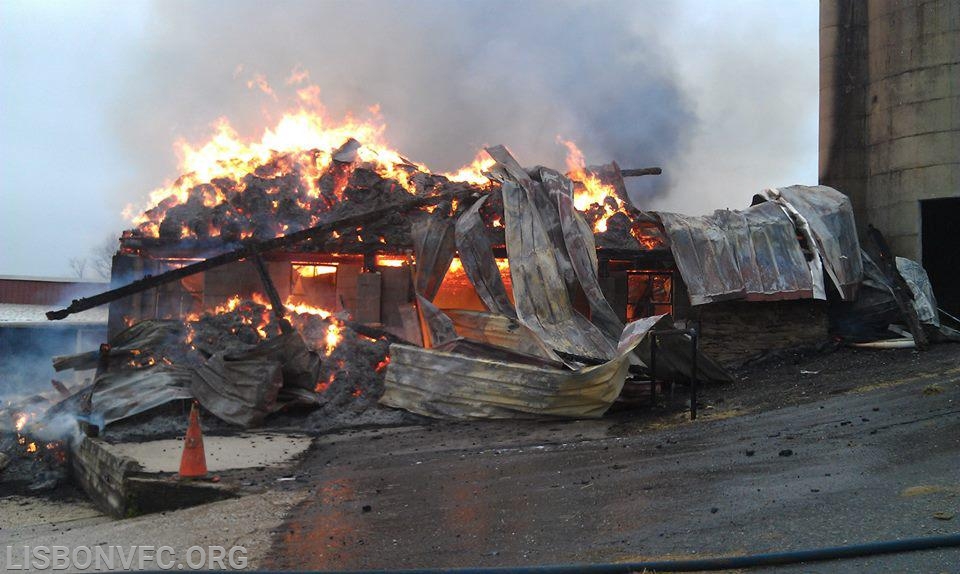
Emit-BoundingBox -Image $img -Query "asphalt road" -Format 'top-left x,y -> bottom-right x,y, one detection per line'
266,374 -> 960,572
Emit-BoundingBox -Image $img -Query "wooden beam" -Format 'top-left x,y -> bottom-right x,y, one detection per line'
620,167 -> 662,178
249,252 -> 294,335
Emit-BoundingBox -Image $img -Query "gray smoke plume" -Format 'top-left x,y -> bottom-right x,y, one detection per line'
1,1 -> 818,277
105,0 -> 818,220
110,0 -> 694,208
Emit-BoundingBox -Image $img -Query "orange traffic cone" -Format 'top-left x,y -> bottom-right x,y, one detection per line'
178,402 -> 207,479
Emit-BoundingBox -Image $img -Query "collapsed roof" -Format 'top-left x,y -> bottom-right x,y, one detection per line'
45,134 -> 879,427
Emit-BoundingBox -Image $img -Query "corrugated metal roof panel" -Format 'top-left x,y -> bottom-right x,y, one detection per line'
658,201 -> 815,306
762,185 -> 863,300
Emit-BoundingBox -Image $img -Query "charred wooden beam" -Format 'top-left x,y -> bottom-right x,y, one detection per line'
50,379 -> 71,398
343,320 -> 409,345
53,348 -> 136,372
249,252 -> 294,335
47,189 -> 478,321
620,167 -> 662,178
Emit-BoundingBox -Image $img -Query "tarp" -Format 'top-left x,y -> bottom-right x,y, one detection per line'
657,212 -> 745,306
46,321 -> 196,427
444,309 -> 557,360
558,192 -> 624,342
216,331 -> 320,391
829,251 -> 901,340
410,214 -> 456,301
757,185 -> 862,300
658,201 -> 814,306
831,253 -> 951,341
412,214 -> 459,347
380,314 -> 668,420
51,321 -> 320,428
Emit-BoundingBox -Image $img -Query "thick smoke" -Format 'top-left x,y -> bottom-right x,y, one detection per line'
110,0 -> 693,208
108,0 -> 817,218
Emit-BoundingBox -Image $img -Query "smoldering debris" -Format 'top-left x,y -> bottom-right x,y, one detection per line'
42,300 -> 404,442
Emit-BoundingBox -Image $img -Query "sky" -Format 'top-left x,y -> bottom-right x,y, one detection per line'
0,0 -> 819,278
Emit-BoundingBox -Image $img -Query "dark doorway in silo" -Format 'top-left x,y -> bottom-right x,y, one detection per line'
921,197 -> 960,317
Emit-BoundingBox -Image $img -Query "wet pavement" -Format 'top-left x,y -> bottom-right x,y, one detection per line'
266,373 -> 960,572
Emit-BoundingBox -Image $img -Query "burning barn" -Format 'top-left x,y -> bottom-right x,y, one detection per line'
8,97 -> 951,517
38,99 -> 952,438
104,139 -> 671,349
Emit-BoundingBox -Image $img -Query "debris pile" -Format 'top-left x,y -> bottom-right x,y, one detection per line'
43,295 -> 398,434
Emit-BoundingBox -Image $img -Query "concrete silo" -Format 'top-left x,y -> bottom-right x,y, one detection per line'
820,0 -> 960,315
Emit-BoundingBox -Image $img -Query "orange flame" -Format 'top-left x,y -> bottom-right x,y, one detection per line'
124,83 -> 500,240
559,138 -> 627,233
375,255 -> 407,268
324,322 -> 343,356
442,150 -> 495,186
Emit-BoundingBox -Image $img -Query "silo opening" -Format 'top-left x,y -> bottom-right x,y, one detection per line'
921,197 -> 960,318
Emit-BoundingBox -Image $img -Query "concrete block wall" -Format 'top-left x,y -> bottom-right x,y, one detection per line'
70,436 -> 143,518
71,435 -> 237,518
820,0 -> 960,260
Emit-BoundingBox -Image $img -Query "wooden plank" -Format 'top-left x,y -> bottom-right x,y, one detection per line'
620,167 -> 662,177
380,266 -> 412,330
336,264 -> 362,316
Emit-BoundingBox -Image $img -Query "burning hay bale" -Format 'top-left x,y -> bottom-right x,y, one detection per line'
187,296 -> 281,353
122,142 -> 489,257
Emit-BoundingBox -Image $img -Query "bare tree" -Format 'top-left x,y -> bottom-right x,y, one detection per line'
90,235 -> 118,280
68,257 -> 88,279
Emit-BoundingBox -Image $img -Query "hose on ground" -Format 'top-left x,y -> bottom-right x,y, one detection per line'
289,532 -> 960,573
